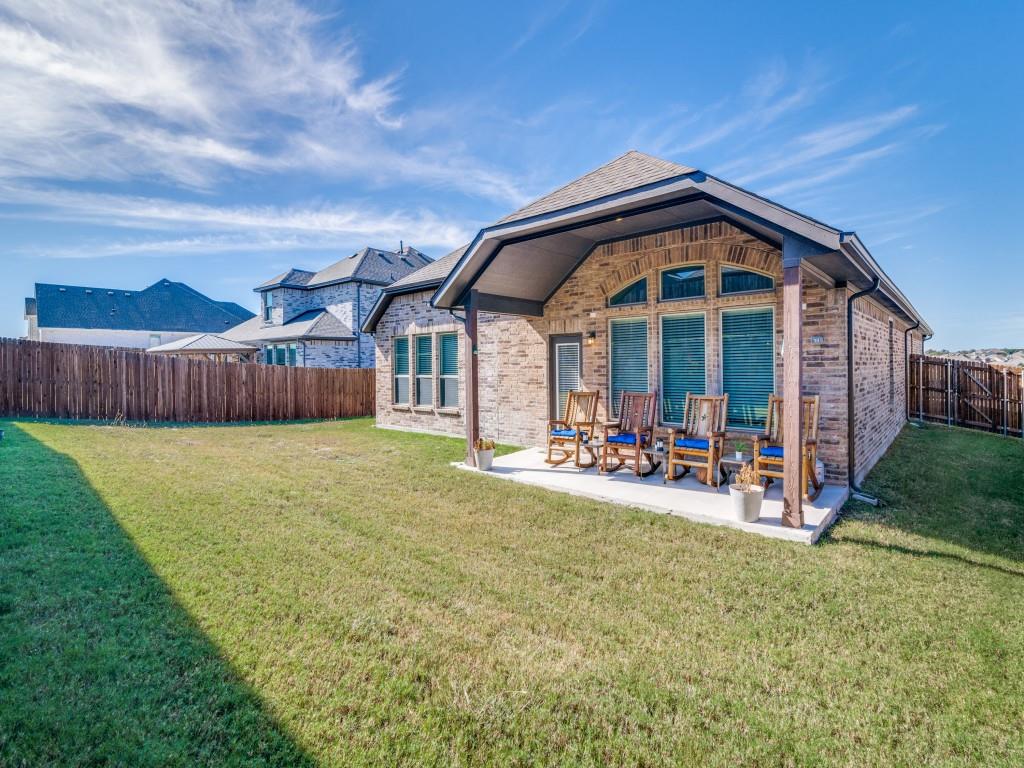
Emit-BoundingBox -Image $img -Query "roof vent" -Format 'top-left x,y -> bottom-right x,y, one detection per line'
85,289 -> 92,294
107,291 -> 113,295
58,287 -> 66,292
124,292 -> 131,296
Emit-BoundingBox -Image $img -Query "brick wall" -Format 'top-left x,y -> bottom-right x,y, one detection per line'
260,281 -> 384,368
371,220 -> 924,484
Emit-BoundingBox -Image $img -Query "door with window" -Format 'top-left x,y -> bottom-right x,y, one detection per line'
549,335 -> 582,419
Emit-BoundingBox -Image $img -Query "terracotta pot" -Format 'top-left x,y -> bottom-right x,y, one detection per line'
729,484 -> 764,523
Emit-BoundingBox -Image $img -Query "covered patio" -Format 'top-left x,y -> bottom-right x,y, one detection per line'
457,447 -> 847,544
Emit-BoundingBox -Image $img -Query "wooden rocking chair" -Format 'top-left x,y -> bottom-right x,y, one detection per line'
600,390 -> 658,476
667,393 -> 728,487
546,389 -> 600,468
753,394 -> 823,502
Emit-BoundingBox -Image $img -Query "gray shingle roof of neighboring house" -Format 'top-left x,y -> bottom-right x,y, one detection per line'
361,245 -> 469,333
257,245 -> 433,292
31,279 -> 254,332
495,151 -> 697,225
223,309 -> 355,344
147,333 -> 257,353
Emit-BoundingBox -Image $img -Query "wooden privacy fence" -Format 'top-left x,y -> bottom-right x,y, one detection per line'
908,354 -> 1023,438
0,338 -> 375,423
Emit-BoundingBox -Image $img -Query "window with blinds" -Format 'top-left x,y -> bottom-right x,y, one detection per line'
554,341 -> 581,417
661,314 -> 705,423
393,336 -> 409,404
608,278 -> 647,307
439,333 -> 459,408
720,265 -> 774,295
721,308 -> 774,429
660,265 -> 705,300
609,317 -> 648,415
415,334 -> 433,406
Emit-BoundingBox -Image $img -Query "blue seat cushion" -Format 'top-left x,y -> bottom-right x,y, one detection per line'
759,446 -> 784,458
674,438 -> 709,451
550,428 -> 579,438
607,433 -> 648,446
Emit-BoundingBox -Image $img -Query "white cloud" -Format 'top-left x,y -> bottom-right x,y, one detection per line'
0,0 -> 524,202
2,184 -> 474,257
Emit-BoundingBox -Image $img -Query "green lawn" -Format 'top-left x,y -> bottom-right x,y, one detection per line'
0,418 -> 1021,766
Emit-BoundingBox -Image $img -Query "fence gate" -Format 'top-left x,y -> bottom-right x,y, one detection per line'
909,354 -> 1023,437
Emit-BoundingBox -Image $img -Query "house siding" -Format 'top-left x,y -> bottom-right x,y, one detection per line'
32,327 -> 195,349
372,221 -> 925,485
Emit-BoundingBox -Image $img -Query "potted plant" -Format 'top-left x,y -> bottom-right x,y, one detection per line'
733,440 -> 747,460
729,463 -> 764,523
474,438 -> 496,471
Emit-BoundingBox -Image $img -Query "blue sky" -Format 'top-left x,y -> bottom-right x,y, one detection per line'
1,0 -> 1021,349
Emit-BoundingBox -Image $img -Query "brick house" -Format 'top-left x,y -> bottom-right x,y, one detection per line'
363,152 -> 931,528
226,245 -> 431,367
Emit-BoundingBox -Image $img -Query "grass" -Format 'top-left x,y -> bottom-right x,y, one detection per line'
0,418 -> 1021,766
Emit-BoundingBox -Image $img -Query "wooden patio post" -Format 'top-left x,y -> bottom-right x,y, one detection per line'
782,259 -> 804,528
464,289 -> 480,466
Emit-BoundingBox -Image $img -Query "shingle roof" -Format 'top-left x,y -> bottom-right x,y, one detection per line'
32,279 -> 255,333
223,308 -> 355,343
257,246 -> 433,291
147,333 -> 257,353
496,150 -> 697,225
385,244 -> 470,291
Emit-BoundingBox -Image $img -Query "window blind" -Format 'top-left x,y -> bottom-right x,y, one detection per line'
439,333 -> 458,407
554,342 -> 581,417
661,266 -> 705,300
609,317 -> 648,415
393,336 -> 409,404
720,266 -> 774,295
721,308 -> 774,429
608,278 -> 647,307
661,314 -> 705,423
415,335 -> 433,406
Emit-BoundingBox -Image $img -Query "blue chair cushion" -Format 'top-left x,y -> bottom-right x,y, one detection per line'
606,433 -> 648,446
674,438 -> 710,451
760,446 -> 784,458
550,428 -> 579,438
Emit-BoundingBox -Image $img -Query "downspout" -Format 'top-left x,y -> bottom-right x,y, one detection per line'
903,319 -> 920,423
847,276 -> 881,506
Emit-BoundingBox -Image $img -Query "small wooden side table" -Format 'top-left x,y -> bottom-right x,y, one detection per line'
718,452 -> 753,490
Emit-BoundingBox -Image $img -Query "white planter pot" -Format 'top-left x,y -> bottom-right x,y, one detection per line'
729,484 -> 764,523
476,449 -> 494,471
734,451 -> 743,460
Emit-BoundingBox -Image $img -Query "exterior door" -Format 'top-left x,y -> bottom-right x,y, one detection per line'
549,334 -> 582,419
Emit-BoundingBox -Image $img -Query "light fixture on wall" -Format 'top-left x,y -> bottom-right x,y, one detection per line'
586,331 -> 596,346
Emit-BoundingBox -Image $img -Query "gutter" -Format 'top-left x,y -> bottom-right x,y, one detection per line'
847,277 -> 882,506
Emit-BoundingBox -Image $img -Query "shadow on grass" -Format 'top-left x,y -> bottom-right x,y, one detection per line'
835,423 -> 1024,562
0,423 -> 314,766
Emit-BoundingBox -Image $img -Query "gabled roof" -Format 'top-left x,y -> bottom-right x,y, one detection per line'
31,279 -> 255,333
431,150 -> 931,334
257,245 -> 432,292
497,151 -> 696,225
147,333 -> 257,354
361,244 -> 469,333
224,308 -> 355,343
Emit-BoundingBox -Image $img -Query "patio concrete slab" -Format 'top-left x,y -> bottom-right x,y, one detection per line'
455,447 -> 848,544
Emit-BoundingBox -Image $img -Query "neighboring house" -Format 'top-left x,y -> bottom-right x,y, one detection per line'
224,245 -> 431,368
363,151 -> 932,506
24,279 -> 254,349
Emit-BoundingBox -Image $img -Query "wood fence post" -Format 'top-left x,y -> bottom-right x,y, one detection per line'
918,356 -> 924,421
946,359 -> 952,427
